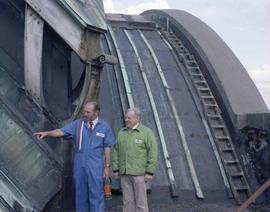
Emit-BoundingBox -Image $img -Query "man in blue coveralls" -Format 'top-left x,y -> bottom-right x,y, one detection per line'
34,101 -> 115,212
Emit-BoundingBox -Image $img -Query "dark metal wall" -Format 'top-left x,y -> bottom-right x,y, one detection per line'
42,24 -> 85,121
0,0 -> 25,86
0,1 -> 82,211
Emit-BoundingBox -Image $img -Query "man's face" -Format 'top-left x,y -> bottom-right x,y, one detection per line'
83,104 -> 98,121
125,110 -> 139,129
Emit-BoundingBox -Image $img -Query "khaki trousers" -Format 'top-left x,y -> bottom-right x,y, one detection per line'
120,175 -> 148,212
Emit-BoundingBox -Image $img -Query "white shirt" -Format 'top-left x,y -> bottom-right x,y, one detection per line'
132,123 -> 139,129
87,117 -> 98,129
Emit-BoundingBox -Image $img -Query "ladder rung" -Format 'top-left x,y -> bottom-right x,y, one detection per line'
165,32 -> 174,36
216,136 -> 229,140
174,47 -> 184,51
207,114 -> 221,118
189,67 -> 200,71
197,87 -> 210,91
224,159 -> 239,164
171,40 -> 181,45
177,46 -> 185,49
194,80 -> 207,85
183,54 -> 194,60
212,125 -> 225,129
187,62 -> 197,67
204,103 -> 218,107
190,73 -> 203,76
178,51 -> 188,54
196,85 -> 208,89
235,186 -> 249,191
202,96 -> 214,99
175,47 -> 186,52
231,172 -> 244,177
221,147 -> 233,152
208,115 -> 221,120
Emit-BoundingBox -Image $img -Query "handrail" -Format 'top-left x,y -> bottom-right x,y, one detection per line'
236,178 -> 270,212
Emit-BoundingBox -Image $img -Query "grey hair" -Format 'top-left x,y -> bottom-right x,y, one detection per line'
126,107 -> 140,120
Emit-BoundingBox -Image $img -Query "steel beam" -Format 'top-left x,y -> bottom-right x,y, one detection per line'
24,5 -> 44,104
25,0 -> 85,60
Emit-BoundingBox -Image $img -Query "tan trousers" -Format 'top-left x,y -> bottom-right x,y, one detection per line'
120,175 -> 149,212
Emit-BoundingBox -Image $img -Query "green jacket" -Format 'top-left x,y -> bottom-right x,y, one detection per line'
112,123 -> 158,175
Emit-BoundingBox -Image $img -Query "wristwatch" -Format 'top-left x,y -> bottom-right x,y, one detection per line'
105,164 -> 110,167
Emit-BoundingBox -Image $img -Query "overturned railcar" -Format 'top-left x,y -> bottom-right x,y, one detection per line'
0,0 -> 269,211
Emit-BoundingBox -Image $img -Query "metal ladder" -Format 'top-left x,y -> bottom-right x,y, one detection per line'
162,30 -> 251,204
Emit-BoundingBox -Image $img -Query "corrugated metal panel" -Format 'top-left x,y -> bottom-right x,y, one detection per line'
0,103 -> 62,211
0,41 -> 63,210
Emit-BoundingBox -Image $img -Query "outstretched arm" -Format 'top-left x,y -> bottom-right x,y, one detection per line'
34,129 -> 64,140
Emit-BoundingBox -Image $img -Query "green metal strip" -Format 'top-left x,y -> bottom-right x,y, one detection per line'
108,26 -> 134,108
103,34 -> 128,114
124,29 -> 178,197
139,30 -> 204,199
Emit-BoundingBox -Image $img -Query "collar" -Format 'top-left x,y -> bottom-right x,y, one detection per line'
87,117 -> 98,129
132,123 -> 139,129
123,123 -> 141,131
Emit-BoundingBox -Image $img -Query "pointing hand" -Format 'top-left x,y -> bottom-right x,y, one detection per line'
33,132 -> 47,140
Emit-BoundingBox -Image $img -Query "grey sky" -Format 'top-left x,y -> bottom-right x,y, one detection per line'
104,0 -> 270,108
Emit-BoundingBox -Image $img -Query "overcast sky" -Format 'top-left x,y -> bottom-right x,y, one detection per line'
104,0 -> 270,108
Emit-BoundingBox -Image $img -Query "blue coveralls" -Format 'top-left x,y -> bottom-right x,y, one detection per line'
61,118 -> 115,212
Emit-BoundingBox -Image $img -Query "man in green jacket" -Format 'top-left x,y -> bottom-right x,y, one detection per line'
112,107 -> 158,212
